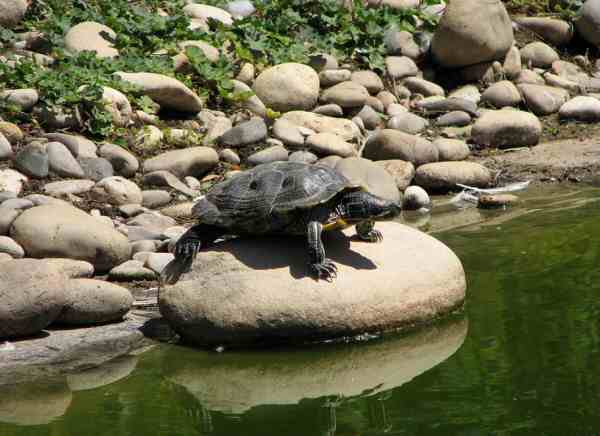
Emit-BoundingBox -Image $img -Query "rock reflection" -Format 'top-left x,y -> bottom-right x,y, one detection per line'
166,317 -> 467,434
66,354 -> 138,391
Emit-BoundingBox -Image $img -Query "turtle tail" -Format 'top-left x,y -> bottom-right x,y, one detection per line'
160,253 -> 195,285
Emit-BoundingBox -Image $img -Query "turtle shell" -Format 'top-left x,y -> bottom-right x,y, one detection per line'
193,161 -> 360,232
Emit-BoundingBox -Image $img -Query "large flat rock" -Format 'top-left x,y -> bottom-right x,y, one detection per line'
159,222 -> 466,347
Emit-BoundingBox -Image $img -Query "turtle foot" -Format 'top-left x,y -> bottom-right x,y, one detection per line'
175,238 -> 201,259
310,258 -> 338,281
358,229 -> 383,243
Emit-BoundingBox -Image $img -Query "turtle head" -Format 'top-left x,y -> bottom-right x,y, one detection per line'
341,191 -> 401,222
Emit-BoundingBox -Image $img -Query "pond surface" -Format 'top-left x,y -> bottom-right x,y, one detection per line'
3,185 -> 600,436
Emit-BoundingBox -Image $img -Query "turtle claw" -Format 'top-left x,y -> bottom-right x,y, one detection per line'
310,258 -> 338,281
359,229 -> 383,243
175,239 -> 201,259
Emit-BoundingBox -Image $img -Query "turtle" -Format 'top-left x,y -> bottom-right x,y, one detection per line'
160,161 -> 401,284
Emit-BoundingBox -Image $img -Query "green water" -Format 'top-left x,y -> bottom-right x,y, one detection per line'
3,186 -> 600,436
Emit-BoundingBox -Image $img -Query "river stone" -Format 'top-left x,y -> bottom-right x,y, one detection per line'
1,198 -> 32,210
436,111 -> 471,127
65,21 -> 118,58
115,72 -> 203,113
334,157 -> 400,202
142,190 -> 172,209
0,259 -> 66,339
471,110 -> 541,148
478,193 -> 520,209
306,132 -> 356,158
145,252 -> 175,275
403,77 -> 445,97
515,69 -> 545,85
375,160 -> 415,191
44,133 -> 97,158
91,176 -> 142,205
47,141 -> 85,178
288,150 -> 318,164
42,258 -> 95,279
520,42 -> 559,69
559,96 -> 600,122
108,260 -> 157,282
218,118 -> 267,147
0,236 -> 24,258
320,81 -> 369,108
128,212 -> 176,233
313,103 -> 344,117
415,162 -> 491,191
143,147 -> 218,178
159,222 -> 465,346
280,111 -> 360,141
387,112 -> 429,134
219,148 -> 240,165
183,3 -> 233,26
14,143 -> 48,178
357,104 -> 382,130
0,121 -> 23,143
272,118 -> 305,147
385,29 -> 420,59
0,133 -> 12,160
414,97 -> 478,117
318,69 -> 351,87
43,179 -> 95,196
254,63 -> 319,112
350,70 -> 384,94
0,168 -> 27,195
0,0 -> 28,27
448,85 -> 481,104
432,138 -> 470,162
247,146 -> 288,166
363,129 -> 438,166
56,279 -> 133,325
78,157 -> 114,181
0,208 -> 20,236
431,0 -> 513,68
0,88 -> 38,110
10,204 -> 131,272
143,171 -> 197,197
516,17 -> 573,46
503,45 -> 522,80
403,185 -> 431,211
576,0 -> 600,47
517,84 -> 570,116
481,81 -> 521,108
385,56 -> 419,79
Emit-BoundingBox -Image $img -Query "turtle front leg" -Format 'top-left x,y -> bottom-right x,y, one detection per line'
160,224 -> 224,285
307,221 -> 337,281
356,220 -> 383,242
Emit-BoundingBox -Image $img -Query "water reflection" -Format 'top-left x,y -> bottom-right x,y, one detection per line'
165,316 -> 467,435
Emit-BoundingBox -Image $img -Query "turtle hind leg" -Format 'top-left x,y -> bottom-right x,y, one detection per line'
307,221 -> 337,281
356,220 -> 383,243
160,224 -> 224,285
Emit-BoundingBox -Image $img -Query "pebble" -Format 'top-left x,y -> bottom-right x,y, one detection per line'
0,236 -> 25,258
320,81 -> 369,108
77,157 -> 114,181
306,133 -> 356,158
218,118 -> 268,147
108,260 -> 156,281
436,111 -> 471,127
559,96 -> 600,122
520,42 -> 559,69
402,186 -> 431,211
247,146 -> 289,166
14,142 -> 48,178
387,112 -> 429,134
478,194 -> 520,209
350,70 -> 384,94
385,56 -> 419,79
319,69 -> 351,87
142,190 -> 172,209
91,176 -> 143,205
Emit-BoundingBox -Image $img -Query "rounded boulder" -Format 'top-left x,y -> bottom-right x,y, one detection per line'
254,63 -> 320,112
10,205 -> 131,272
159,222 -> 466,347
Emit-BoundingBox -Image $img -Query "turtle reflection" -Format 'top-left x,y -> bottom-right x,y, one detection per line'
165,316 -> 467,435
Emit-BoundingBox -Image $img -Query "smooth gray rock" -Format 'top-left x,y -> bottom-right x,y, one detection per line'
288,151 -> 318,164
98,143 -> 139,178
56,279 -> 133,324
559,96 -> 600,122
375,160 -> 415,191
142,190 -> 172,209
517,84 -> 570,116
0,0 -> 28,27
471,110 -> 541,148
402,185 -> 431,210
128,212 -> 176,233
306,133 -> 356,158
43,180 -> 95,196
280,111 -> 360,141
363,129 -> 438,166
520,42 -> 559,69
143,171 -> 197,197
334,157 -> 400,202
387,112 -> 429,134
320,81 -> 369,108
159,222 -> 465,346
432,138 -> 470,161
0,259 -> 65,339
414,97 -> 478,117
44,133 -> 97,158
313,104 -> 344,117
0,132 -> 12,160
15,143 -> 48,179
10,205 -> 131,272
356,105 -> 382,130
415,162 -> 491,191
436,111 -> 471,127
481,81 -> 521,108
503,46 -> 522,80
431,0 -> 513,68
576,0 -> 600,47
404,77 -> 445,97
0,198 -> 33,210
272,118 -> 305,147
385,30 -> 421,59
143,147 -> 218,178
0,236 -> 24,258
218,118 -> 268,147
350,70 -> 384,94
318,69 -> 351,88
516,17 -> 573,46
47,141 -> 85,178
78,157 -> 114,181
108,260 -> 156,282
144,252 -> 175,275
91,176 -> 143,205
65,21 -> 118,58
247,146 -> 288,165
385,56 -> 419,79
0,88 -> 38,110
218,148 -> 241,165
254,63 -> 320,112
